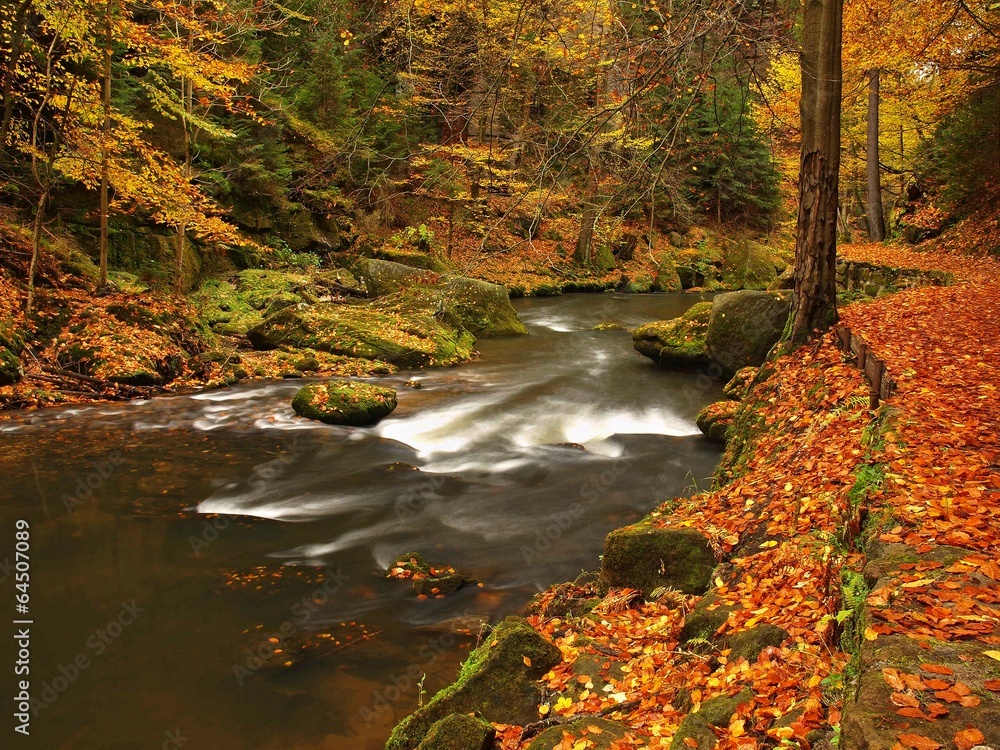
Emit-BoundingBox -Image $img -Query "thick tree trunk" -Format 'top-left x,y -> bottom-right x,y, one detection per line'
866,69 -> 886,242
788,0 -> 843,348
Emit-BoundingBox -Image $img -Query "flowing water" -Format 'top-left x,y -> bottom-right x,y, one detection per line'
0,293 -> 722,750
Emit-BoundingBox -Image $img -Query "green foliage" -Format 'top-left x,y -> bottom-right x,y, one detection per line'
918,85 -> 1000,219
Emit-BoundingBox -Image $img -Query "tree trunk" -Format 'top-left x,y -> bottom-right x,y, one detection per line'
866,68 -> 886,242
575,155 -> 599,265
787,0 -> 843,348
99,0 -> 112,288
175,1 -> 194,294
26,189 -> 47,315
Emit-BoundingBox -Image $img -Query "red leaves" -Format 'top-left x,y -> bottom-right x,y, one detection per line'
953,729 -> 985,750
897,733 -> 940,750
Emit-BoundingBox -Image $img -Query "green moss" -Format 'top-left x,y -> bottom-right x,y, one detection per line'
632,301 -> 713,369
248,292 -> 476,369
291,381 -> 397,426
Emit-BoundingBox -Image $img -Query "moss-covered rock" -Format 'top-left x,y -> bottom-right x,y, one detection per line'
358,258 -> 440,297
670,689 -> 753,750
527,718 -> 629,749
721,240 -> 778,291
291,381 -> 396,426
415,714 -> 495,750
0,346 -> 23,386
727,624 -> 788,663
248,293 -> 475,369
441,276 -> 527,337
723,367 -> 757,401
593,244 -> 617,272
680,593 -> 736,644
696,401 -> 738,442
632,301 -> 713,370
386,617 -> 561,750
704,291 -> 790,377
600,521 -> 715,595
652,252 -> 683,292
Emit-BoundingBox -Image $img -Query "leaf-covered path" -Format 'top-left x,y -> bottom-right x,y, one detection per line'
502,245 -> 1000,750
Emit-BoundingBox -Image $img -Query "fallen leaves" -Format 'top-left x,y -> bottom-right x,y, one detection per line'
953,729 -> 984,750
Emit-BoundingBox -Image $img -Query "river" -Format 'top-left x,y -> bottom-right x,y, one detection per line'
0,293 -> 722,749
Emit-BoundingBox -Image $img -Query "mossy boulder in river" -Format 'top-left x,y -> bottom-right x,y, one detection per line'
291,381 -> 397,426
704,291 -> 790,377
440,276 -> 527,337
248,293 -> 475,369
600,520 -> 716,595
632,301 -> 712,370
415,714 -> 495,750
696,400 -> 738,443
386,616 -> 561,750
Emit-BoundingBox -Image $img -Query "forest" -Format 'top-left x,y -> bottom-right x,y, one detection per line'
0,0 -> 998,749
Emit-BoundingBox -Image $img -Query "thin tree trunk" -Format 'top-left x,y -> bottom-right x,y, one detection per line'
787,0 -> 843,348
27,189 -> 47,315
99,0 -> 112,287
175,0 -> 194,293
866,68 -> 885,242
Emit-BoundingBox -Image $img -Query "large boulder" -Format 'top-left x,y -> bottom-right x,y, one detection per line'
720,240 -> 778,291
632,301 -> 712,369
291,381 -> 397,426
600,521 -> 716,595
386,617 -> 561,750
358,259 -> 438,297
651,252 -> 683,292
247,292 -> 476,369
441,277 -> 528,337
704,291 -> 790,377
193,268 -> 364,336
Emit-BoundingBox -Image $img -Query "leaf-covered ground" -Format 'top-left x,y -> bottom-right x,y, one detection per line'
494,243 -> 1000,750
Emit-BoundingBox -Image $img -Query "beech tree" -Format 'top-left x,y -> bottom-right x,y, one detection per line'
787,0 -> 843,347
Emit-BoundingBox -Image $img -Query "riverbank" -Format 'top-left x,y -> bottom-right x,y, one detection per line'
385,242 -> 1000,750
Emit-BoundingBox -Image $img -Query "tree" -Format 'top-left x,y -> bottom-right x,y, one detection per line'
787,0 -> 843,347
865,68 -> 885,241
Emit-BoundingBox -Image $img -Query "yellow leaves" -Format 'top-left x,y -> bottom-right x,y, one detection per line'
984,651 -> 1000,661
